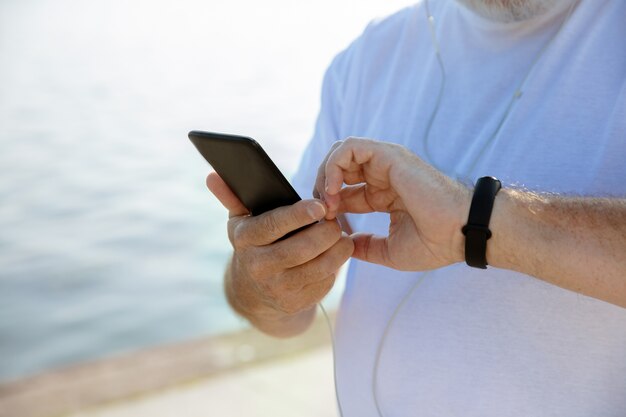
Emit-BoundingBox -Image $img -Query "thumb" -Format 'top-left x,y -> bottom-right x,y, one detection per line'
206,171 -> 249,218
350,233 -> 394,268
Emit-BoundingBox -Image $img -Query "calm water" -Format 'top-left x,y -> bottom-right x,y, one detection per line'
0,0 -> 414,382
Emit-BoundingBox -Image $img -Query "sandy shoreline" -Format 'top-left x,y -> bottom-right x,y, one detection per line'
0,312 -> 335,417
70,346 -> 337,417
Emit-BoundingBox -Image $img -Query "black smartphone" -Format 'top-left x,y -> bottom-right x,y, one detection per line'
188,130 -> 302,216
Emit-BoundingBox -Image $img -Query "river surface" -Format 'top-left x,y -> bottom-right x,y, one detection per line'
0,0 -> 414,382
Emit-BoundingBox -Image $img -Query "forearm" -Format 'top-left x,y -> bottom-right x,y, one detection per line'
488,189 -> 626,308
224,256 -> 316,338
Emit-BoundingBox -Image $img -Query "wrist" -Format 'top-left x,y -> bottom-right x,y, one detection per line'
485,188 -> 525,270
453,184 -> 474,264
399,155 -> 472,266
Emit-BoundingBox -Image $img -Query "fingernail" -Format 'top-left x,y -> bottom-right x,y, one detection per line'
324,178 -> 329,193
308,201 -> 326,220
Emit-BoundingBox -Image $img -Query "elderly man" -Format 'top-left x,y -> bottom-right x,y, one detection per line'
207,0 -> 626,415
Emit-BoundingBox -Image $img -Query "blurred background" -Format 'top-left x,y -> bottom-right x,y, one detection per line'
0,0 -> 414,415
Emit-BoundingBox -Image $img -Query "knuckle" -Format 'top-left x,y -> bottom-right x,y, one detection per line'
256,276 -> 279,300
262,212 -> 282,237
317,256 -> 337,278
274,226 -> 318,262
294,261 -> 318,283
242,251 -> 270,279
324,220 -> 342,238
283,278 -> 303,292
309,275 -> 335,301
293,203 -> 309,224
321,275 -> 336,293
300,234 -> 324,260
231,222 -> 249,249
340,235 -> 355,255
272,243 -> 291,263
311,265 -> 328,282
253,268 -> 292,301
322,240 -> 352,271
227,219 -> 238,245
276,298 -> 300,315
263,284 -> 279,302
276,274 -> 299,293
321,275 -> 335,293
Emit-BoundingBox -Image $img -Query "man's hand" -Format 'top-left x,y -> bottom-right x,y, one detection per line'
206,172 -> 354,337
316,137 -> 471,271
317,137 -> 626,309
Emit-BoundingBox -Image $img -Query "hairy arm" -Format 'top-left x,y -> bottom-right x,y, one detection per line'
318,137 -> 626,309
489,190 -> 626,308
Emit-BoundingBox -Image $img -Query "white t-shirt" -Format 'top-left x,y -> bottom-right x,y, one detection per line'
292,0 -> 626,416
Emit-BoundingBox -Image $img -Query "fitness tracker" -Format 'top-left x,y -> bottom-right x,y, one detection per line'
462,176 -> 502,269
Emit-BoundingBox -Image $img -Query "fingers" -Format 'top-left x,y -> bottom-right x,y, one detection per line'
243,220 -> 344,277
334,184 -> 399,215
232,199 -> 327,247
289,233 -> 354,287
324,142 -> 357,195
314,141 -> 343,200
208,171 -> 330,247
313,139 -> 366,209
229,216 -> 350,318
269,273 -> 337,315
243,222 -> 351,285
321,138 -> 384,217
270,235 -> 354,314
324,137 -> 378,194
350,232 -> 394,268
206,172 -> 248,218
268,220 -> 344,270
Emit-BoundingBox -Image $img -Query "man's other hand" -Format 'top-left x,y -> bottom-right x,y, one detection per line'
316,137 -> 471,272
206,172 -> 354,337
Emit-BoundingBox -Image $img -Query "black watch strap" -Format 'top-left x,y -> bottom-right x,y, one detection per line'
462,176 -> 502,269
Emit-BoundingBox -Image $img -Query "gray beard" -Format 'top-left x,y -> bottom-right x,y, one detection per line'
454,0 -> 569,23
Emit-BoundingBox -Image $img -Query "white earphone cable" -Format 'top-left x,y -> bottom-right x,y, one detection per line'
422,0 -> 447,167
319,302 -> 345,417
423,0 -> 580,175
372,272 -> 430,417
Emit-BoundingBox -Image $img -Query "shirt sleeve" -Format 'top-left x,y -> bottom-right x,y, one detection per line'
290,45 -> 355,199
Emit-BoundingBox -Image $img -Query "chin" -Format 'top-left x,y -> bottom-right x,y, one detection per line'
454,0 -> 565,23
